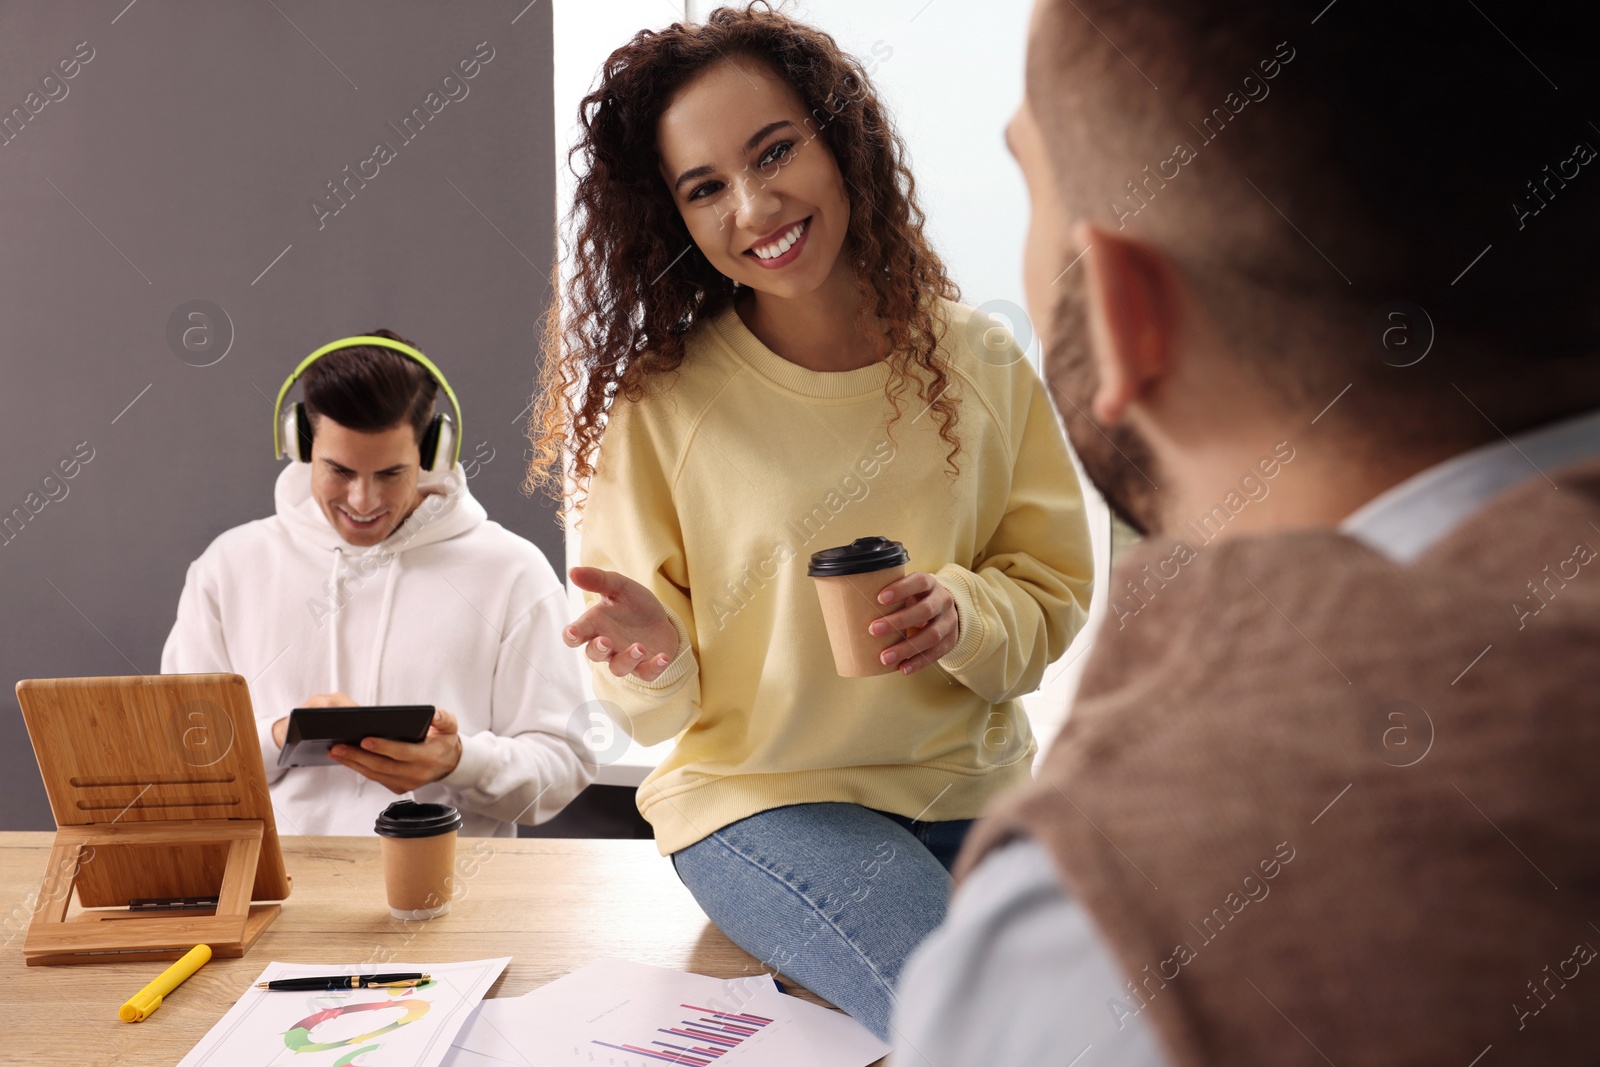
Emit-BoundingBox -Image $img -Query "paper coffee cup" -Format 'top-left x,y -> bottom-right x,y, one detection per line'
808,536 -> 911,677
374,800 -> 463,920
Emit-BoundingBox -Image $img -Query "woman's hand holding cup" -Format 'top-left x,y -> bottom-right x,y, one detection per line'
565,566 -> 681,681
869,571 -> 961,675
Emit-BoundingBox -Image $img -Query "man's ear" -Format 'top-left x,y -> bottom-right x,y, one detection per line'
1073,221 -> 1180,425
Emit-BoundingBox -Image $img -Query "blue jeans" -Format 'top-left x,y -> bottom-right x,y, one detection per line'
669,802 -> 976,1041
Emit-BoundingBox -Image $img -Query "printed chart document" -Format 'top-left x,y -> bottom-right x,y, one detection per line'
442,958 -> 889,1066
178,957 -> 510,1067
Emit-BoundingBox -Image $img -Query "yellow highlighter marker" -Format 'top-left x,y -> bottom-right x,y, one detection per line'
119,944 -> 212,1022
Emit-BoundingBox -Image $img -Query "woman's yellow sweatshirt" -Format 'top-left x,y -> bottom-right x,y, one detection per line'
578,299 -> 1095,855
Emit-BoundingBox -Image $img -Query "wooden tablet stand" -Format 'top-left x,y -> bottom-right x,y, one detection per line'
16,674 -> 293,966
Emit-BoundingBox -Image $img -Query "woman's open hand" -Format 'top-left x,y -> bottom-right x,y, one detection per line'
870,571 -> 961,675
565,566 -> 682,681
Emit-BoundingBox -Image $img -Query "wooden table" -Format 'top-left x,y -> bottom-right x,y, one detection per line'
0,832 -> 875,1066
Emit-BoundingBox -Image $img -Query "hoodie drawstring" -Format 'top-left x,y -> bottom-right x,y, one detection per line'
325,547 -> 402,799
329,548 -> 343,694
369,554 -> 401,706
327,545 -> 403,707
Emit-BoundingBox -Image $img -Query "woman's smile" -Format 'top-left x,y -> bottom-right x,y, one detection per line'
745,216 -> 812,268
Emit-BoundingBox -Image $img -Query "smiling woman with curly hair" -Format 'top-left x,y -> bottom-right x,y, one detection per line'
526,3 -> 1094,1039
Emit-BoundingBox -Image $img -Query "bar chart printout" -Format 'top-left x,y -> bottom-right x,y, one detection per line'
592,1002 -> 775,1064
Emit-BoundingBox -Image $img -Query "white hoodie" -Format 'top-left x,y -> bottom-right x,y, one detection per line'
160,461 -> 593,837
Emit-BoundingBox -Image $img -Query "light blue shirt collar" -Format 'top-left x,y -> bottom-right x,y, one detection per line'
1339,406 -> 1600,562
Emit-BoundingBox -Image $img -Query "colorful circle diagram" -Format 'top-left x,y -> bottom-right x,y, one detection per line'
282,996 -> 431,1055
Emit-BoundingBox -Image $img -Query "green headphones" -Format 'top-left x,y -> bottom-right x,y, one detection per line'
272,335 -> 464,471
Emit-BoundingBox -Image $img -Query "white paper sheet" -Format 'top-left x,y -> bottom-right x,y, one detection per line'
178,957 -> 510,1067
727,983 -> 894,1065
443,958 -> 889,1066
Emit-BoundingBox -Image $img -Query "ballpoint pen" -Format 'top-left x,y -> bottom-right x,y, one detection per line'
257,973 -> 430,991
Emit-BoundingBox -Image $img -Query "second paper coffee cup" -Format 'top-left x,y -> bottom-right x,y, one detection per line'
374,799 -> 463,920
808,536 -> 911,677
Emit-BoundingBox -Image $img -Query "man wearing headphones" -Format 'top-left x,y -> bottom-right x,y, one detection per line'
161,330 -> 594,837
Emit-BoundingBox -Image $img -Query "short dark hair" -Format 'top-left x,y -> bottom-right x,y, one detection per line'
302,328 -> 438,443
1030,1 -> 1600,422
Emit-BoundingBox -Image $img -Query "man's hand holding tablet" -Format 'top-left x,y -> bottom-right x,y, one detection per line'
274,691 -> 463,792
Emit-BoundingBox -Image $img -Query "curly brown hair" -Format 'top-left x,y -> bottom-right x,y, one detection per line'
524,2 -> 963,514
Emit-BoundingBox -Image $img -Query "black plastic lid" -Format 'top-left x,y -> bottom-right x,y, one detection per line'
807,536 -> 909,577
374,800 -> 463,839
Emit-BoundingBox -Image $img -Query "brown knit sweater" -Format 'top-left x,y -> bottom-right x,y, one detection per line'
958,459 -> 1600,1065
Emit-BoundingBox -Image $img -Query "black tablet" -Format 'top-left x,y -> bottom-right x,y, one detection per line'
276,704 -> 435,768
